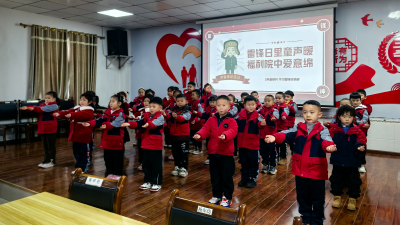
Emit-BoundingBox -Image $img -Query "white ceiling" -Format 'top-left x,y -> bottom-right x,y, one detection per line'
0,0 -> 364,30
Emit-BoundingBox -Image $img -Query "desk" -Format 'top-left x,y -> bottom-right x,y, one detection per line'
0,192 -> 148,225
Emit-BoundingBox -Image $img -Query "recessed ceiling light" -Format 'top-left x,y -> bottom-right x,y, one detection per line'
98,9 -> 133,18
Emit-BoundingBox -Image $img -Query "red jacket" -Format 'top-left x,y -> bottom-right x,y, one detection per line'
196,113 -> 238,156
129,96 -> 144,112
256,100 -> 262,110
185,90 -> 193,105
286,100 -> 298,128
273,122 -> 334,180
163,96 -> 175,109
165,105 -> 192,141
258,105 -> 279,138
201,106 -> 217,121
275,103 -> 289,131
236,109 -> 265,150
355,105 -> 369,126
362,100 -> 373,116
127,111 -> 164,150
88,108 -> 125,150
59,106 -> 94,143
327,115 -> 369,133
200,91 -> 212,107
28,101 -> 59,134
190,99 -> 205,130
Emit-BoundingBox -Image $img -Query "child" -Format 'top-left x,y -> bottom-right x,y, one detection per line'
122,97 -> 165,192
194,95 -> 238,208
275,92 -> 289,165
130,88 -> 145,109
327,105 -> 366,211
259,95 -> 279,174
323,98 -> 351,127
228,94 -> 238,116
200,83 -> 212,107
133,95 -> 152,171
167,90 -> 182,161
357,89 -> 372,116
265,100 -> 337,225
54,92 -> 95,173
285,90 -> 298,155
163,86 -> 176,148
350,92 -> 369,173
190,89 -> 205,154
251,91 -> 262,110
82,94 -> 125,180
20,91 -> 59,168
185,82 -> 196,104
163,94 -> 192,178
118,91 -> 131,145
145,89 -> 155,97
237,92 -> 249,113
201,95 -> 217,165
235,95 -> 266,188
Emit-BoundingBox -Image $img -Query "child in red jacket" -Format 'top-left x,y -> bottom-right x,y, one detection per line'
163,94 -> 192,178
20,91 -> 59,168
189,89 -> 205,154
194,95 -> 238,208
185,82 -> 196,105
235,95 -> 266,188
133,95 -> 152,171
83,94 -> 126,181
201,95 -> 217,165
285,90 -> 298,156
54,92 -> 94,173
259,95 -> 279,174
275,91 -> 289,165
265,100 -> 337,225
251,91 -> 262,110
200,83 -> 212,107
123,97 -> 165,192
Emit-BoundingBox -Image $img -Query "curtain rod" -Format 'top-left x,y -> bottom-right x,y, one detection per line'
20,23 -> 105,39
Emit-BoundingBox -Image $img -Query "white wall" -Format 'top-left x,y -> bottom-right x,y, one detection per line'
0,6 -> 131,107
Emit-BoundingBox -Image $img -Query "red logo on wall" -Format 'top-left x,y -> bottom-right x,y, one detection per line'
156,28 -> 201,84
335,38 -> 358,72
378,31 -> 400,74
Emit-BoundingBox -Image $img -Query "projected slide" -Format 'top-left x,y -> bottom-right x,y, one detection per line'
202,12 -> 335,105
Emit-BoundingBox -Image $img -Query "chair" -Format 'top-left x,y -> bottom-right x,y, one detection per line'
0,100 -> 29,148
19,100 -> 40,144
165,189 -> 246,225
58,98 -> 74,135
68,168 -> 127,214
293,217 -> 302,225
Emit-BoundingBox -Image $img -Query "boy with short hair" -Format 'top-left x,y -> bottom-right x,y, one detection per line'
145,89 -> 155,96
259,95 -> 279,174
356,89 -> 372,116
163,94 -> 192,177
275,92 -> 289,165
265,100 -> 337,225
228,94 -> 238,116
190,89 -> 205,154
327,105 -> 366,211
236,95 -> 266,188
285,90 -> 298,156
185,82 -> 196,104
122,97 -> 165,192
251,91 -> 262,110
237,92 -> 249,113
194,95 -> 238,208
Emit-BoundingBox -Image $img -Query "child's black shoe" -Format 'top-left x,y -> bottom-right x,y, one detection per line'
245,178 -> 257,188
238,178 -> 248,187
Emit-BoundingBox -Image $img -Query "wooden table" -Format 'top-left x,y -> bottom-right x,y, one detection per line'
0,192 -> 148,225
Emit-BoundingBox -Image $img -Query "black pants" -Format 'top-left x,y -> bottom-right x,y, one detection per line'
206,138 -> 210,159
73,142 -> 89,172
238,148 -> 259,180
172,140 -> 189,169
41,133 -> 57,164
296,176 -> 325,225
137,139 -> 143,164
143,149 -> 163,185
276,130 -> 287,159
164,127 -> 171,145
287,127 -> 295,155
209,154 -> 235,200
330,165 -> 361,198
190,130 -> 202,149
234,136 -> 238,156
88,137 -> 94,163
104,149 -> 124,175
259,139 -> 276,167
360,131 -> 368,165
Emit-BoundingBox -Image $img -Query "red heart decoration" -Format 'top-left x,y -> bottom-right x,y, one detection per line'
156,28 -> 201,84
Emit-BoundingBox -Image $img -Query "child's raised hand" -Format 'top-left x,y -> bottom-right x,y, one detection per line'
271,117 -> 276,122
172,112 -> 177,118
82,122 -> 90,127
20,106 -> 28,110
282,116 -> 286,120
326,145 -> 337,152
261,119 -> 266,126
219,134 -> 226,140
264,135 -> 275,143
142,123 -> 149,128
193,110 -> 198,115
121,123 -> 130,128
191,120 -> 196,124
161,110 -> 166,116
363,123 -> 370,129
193,134 -> 201,140
323,121 -> 329,127
358,146 -> 366,152
100,124 -> 107,129
65,114 -> 71,118
53,113 -> 60,117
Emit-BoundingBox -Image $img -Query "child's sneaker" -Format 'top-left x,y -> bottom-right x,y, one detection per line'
238,178 -> 248,187
138,164 -> 143,171
332,196 -> 341,208
151,184 -> 161,192
168,155 -> 174,160
208,197 -> 221,205
268,166 -> 277,175
179,168 -> 188,177
193,149 -> 203,155
189,148 -> 196,154
278,158 -> 287,165
261,164 -> 269,174
41,161 -> 55,168
347,198 -> 357,211
246,178 -> 257,188
171,166 -> 179,176
358,165 -> 366,173
38,162 -> 44,167
139,182 -> 151,190
220,196 -> 232,208
168,145 -> 172,148
204,159 -> 210,165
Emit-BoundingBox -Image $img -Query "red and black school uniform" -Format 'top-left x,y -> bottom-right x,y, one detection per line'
328,122 -> 366,199
121,102 -> 131,144
235,109 -> 265,183
127,111 -> 165,185
163,99 -> 175,147
88,108 -> 125,176
196,113 -> 238,200
165,105 -> 192,170
184,90 -> 193,105
132,107 -> 149,164
258,105 -> 279,167
355,104 -> 369,165
256,100 -> 262,110
273,122 -> 334,225
28,101 -> 59,164
275,102 -> 289,159
201,105 -> 217,148
286,100 -> 298,154
200,91 -> 212,107
189,99 -> 205,150
130,96 -> 144,110
59,106 -> 94,172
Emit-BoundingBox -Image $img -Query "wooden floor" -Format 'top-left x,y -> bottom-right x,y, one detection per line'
1,132 -> 400,225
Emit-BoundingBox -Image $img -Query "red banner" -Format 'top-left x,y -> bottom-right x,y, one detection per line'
212,74 -> 250,84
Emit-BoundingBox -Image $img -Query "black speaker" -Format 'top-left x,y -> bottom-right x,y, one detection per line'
107,30 -> 128,56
